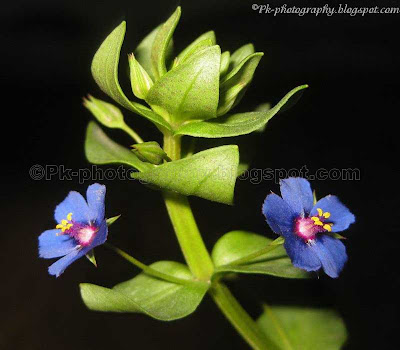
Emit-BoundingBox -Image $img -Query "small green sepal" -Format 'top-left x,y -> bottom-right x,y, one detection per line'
86,249 -> 97,267
106,215 -> 121,226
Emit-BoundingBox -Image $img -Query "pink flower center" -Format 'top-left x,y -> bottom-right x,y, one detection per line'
56,213 -> 98,247
294,208 -> 333,243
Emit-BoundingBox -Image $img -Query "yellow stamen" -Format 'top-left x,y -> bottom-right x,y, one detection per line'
323,224 -> 332,232
67,212 -> 73,221
317,208 -> 323,216
315,220 -> 323,226
311,217 -> 319,222
61,219 -> 68,225
323,212 -> 331,218
56,224 -> 63,229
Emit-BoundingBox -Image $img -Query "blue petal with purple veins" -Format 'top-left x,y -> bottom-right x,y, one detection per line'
39,229 -> 77,258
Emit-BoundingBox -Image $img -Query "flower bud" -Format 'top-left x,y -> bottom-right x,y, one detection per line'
83,95 -> 124,128
131,141 -> 171,165
128,53 -> 153,99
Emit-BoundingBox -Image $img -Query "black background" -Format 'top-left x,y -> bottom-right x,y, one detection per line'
1,0 -> 399,349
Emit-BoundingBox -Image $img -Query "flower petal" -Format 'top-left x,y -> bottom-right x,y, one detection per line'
283,234 -> 321,272
54,190 -> 91,224
262,193 -> 297,237
280,177 -> 314,216
38,229 -> 77,258
90,221 -> 108,248
48,247 -> 89,277
86,183 -> 106,225
311,195 -> 355,232
310,235 -> 347,278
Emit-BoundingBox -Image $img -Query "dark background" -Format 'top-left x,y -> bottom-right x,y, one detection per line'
1,0 -> 399,349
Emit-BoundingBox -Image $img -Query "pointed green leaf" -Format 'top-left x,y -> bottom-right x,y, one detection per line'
80,261 -> 209,321
106,214 -> 121,226
151,7 -> 181,79
91,21 -> 171,131
212,231 -> 309,278
85,122 -> 152,172
132,145 -> 239,205
146,46 -> 221,124
175,85 -> 308,138
174,30 -> 216,66
229,43 -> 255,71
257,305 -> 347,350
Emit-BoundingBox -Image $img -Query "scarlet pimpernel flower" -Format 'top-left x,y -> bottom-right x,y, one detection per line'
38,184 -> 108,277
262,178 -> 355,278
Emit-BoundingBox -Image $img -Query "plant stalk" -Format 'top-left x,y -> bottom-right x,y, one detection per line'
162,132 -> 269,348
210,282 -> 271,349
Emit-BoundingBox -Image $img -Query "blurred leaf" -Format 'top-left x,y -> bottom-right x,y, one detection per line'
146,46 -> 221,124
212,231 -> 309,278
257,305 -> 347,350
91,21 -> 171,131
229,43 -> 255,71
80,261 -> 209,321
132,145 -> 239,205
218,52 -> 264,116
151,7 -> 181,79
85,122 -> 152,172
175,85 -> 308,138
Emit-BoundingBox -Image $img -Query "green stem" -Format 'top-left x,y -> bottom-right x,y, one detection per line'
162,132 -> 270,348
121,122 -> 144,143
163,133 -> 214,281
105,243 -> 195,286
210,282 -> 271,349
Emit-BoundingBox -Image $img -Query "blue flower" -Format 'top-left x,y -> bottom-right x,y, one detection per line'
38,183 -> 108,277
262,178 -> 355,278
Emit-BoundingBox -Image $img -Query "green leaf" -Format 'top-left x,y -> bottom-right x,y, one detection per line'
151,7 -> 181,79
229,43 -> 255,71
218,52 -> 263,116
106,214 -> 121,226
174,85 -> 308,138
135,26 -> 160,81
80,261 -> 209,321
91,21 -> 171,131
146,45 -> 221,124
132,145 -> 239,205
212,231 -> 309,279
85,121 -> 152,172
174,30 -> 216,66
257,305 -> 347,350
